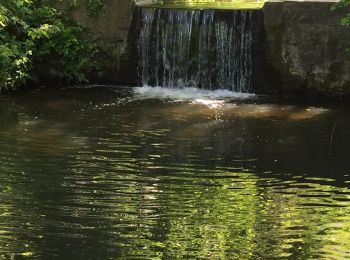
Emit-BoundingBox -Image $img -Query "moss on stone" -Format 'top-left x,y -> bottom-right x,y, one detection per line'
138,2 -> 264,10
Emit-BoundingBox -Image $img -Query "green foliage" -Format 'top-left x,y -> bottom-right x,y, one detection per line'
333,0 -> 350,9
332,0 -> 350,53
336,0 -> 350,26
84,0 -> 106,17
332,0 -> 350,25
341,12 -> 350,26
0,35 -> 32,89
0,0 -> 101,91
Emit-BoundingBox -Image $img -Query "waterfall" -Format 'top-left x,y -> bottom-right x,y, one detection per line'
139,8 -> 254,93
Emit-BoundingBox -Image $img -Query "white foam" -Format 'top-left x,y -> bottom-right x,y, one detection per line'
133,85 -> 255,101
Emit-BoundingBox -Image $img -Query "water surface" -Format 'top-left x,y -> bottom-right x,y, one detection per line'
0,86 -> 350,259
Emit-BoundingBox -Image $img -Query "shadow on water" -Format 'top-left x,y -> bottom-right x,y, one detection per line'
0,86 -> 349,259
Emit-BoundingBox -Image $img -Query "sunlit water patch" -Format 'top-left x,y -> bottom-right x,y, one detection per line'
0,86 -> 349,259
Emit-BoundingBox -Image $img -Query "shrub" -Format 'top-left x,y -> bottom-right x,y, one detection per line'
0,0 -> 101,91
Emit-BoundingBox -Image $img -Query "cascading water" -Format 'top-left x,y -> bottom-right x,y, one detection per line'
139,8 -> 254,93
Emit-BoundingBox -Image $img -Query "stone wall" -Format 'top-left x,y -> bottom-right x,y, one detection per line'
57,0 -> 350,98
261,1 -> 350,98
56,0 -> 138,85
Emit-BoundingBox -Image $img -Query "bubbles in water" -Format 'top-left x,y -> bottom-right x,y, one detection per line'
133,85 -> 255,101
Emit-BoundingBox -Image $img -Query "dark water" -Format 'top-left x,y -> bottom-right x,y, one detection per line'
0,86 -> 350,259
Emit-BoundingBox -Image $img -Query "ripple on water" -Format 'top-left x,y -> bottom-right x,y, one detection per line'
0,87 -> 349,259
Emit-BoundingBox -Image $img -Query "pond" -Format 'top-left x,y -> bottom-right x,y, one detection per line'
0,86 -> 350,259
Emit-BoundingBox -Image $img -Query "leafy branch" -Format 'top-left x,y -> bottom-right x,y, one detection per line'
0,0 -> 102,91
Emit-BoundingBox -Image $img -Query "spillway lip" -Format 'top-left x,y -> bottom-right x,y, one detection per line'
136,2 -> 265,10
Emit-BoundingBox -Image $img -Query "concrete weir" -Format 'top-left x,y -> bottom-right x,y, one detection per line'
262,0 -> 350,98
57,0 -> 350,98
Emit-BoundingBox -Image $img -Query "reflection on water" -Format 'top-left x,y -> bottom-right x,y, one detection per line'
0,86 -> 350,259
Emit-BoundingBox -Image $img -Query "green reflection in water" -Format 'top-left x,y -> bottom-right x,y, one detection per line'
0,87 -> 350,259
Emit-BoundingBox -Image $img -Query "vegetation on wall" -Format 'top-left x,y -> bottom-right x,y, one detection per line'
84,0 -> 106,17
0,0 -> 101,92
335,0 -> 350,25
333,0 -> 350,53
